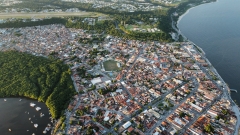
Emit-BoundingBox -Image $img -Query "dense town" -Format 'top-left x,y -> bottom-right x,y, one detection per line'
0,24 -> 239,135
61,0 -> 163,12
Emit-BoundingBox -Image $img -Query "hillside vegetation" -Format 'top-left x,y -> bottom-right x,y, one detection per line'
0,51 -> 75,118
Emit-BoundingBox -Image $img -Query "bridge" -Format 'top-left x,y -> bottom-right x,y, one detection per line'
230,89 -> 238,93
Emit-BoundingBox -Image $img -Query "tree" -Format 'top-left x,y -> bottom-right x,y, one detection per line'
61,123 -> 66,130
215,115 -> 220,120
86,128 -> 93,135
179,112 -> 186,118
222,109 -> 228,115
204,124 -> 214,133
92,118 -> 97,122
0,51 -> 75,119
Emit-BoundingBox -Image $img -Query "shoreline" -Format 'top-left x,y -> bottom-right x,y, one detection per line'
176,0 -> 219,29
174,0 -> 235,101
173,0 -> 240,134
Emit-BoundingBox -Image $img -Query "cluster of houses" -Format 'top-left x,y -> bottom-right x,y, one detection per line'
61,0 -> 162,12
0,25 -> 238,135
0,0 -> 22,7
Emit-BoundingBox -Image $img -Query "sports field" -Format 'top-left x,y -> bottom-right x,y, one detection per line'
103,60 -> 120,71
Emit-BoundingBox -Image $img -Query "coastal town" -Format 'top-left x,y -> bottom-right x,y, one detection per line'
0,24 -> 239,135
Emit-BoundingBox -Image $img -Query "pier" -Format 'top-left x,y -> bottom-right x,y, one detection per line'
230,89 -> 238,93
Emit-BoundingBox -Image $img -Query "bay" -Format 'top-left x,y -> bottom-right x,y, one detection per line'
0,98 -> 52,135
178,0 -> 240,103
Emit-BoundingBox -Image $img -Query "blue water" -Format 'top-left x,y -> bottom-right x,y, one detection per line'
178,0 -> 240,103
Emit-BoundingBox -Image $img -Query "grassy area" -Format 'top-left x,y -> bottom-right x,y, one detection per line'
125,24 -> 162,33
103,60 -> 120,71
0,12 -> 105,19
125,24 -> 152,30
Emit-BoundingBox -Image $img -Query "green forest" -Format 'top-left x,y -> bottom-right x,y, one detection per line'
0,51 -> 75,118
0,17 -> 172,42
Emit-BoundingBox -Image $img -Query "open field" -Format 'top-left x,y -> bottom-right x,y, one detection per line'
125,24 -> 152,30
103,60 -> 120,71
0,12 -> 106,19
125,24 -> 161,33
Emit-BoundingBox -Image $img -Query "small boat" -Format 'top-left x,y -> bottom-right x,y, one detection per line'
27,130 -> 29,131
43,130 -> 47,134
40,113 -> 45,117
31,121 -> 33,123
35,107 -> 41,111
32,133 -> 35,135
9,129 -> 11,131
4,99 -> 7,101
34,124 -> 38,128
19,99 -> 22,101
45,127 -> 50,131
29,118 -> 31,120
30,103 -> 36,107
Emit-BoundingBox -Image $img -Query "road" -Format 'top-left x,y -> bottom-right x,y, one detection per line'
171,14 -> 180,41
148,77 -> 199,134
181,43 -> 240,134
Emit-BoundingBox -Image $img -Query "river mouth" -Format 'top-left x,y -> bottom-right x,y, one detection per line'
0,98 -> 52,135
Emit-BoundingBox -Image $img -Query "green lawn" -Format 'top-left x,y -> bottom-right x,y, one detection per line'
103,60 -> 120,71
125,24 -> 152,30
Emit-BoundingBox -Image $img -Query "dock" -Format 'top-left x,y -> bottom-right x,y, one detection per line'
230,89 -> 238,93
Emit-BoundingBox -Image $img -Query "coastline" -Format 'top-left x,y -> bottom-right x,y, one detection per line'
176,0 -> 219,27
174,0 -> 240,134
174,0 -> 238,107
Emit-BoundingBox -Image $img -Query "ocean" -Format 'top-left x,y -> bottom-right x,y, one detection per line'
178,0 -> 240,104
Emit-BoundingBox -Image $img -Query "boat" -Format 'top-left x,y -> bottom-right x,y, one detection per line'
35,107 -> 41,111
30,103 -> 36,107
34,124 -> 38,128
29,118 -> 31,120
45,127 -> 51,131
32,133 -> 35,135
43,130 -> 47,134
19,99 -> 22,101
4,99 -> 7,101
9,129 -> 11,131
40,113 -> 45,117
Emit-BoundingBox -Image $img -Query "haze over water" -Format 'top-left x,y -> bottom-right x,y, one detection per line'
178,0 -> 240,103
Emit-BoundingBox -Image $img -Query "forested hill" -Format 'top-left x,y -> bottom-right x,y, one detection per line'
0,51 -> 75,118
